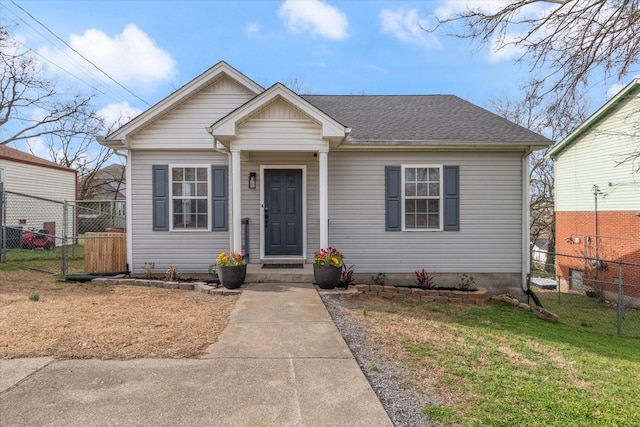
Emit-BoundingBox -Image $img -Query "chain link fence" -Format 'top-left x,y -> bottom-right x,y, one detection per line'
1,186 -> 125,274
531,249 -> 640,338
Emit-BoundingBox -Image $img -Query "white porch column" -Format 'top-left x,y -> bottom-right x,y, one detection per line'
319,150 -> 329,248
231,149 -> 242,253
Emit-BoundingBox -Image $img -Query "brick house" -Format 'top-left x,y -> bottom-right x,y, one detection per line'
547,79 -> 640,304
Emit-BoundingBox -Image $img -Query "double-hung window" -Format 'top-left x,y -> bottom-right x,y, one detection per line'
171,166 -> 208,229
403,165 -> 442,230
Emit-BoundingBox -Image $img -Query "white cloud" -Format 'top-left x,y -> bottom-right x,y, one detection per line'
379,9 -> 441,50
434,1 -> 515,21
97,102 -> 142,129
25,137 -> 49,160
39,24 -> 176,89
606,76 -> 640,99
279,0 -> 349,40
487,32 -> 526,63
607,83 -> 625,99
434,0 -> 554,62
244,22 -> 261,37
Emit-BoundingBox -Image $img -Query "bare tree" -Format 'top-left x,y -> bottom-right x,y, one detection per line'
36,112 -> 124,200
488,81 -> 590,270
434,1 -> 640,115
1,25 -> 127,200
0,25 -> 95,146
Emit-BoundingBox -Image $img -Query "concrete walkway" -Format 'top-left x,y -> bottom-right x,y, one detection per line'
0,283 -> 393,427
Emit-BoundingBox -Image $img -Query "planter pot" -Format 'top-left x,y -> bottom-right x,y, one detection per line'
218,264 -> 247,289
313,264 -> 341,289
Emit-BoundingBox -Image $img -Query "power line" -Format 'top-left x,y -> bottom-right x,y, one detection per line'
9,0 -> 151,107
1,5 -> 128,104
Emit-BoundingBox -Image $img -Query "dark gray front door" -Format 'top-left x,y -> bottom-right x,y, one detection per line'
264,169 -> 303,256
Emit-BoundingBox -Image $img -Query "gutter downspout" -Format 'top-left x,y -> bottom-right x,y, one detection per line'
522,146 -> 533,295
97,137 -> 132,274
522,145 -> 545,308
112,148 -> 130,273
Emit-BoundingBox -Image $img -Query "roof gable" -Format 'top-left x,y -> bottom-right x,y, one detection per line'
547,79 -> 640,159
105,61 -> 263,145
208,83 -> 347,143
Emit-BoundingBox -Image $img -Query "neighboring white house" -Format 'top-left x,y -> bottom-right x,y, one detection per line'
547,79 -> 640,302
0,145 -> 77,246
99,61 -> 551,294
531,239 -> 549,267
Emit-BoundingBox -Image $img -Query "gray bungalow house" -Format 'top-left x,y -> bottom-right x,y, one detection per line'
99,61 -> 550,294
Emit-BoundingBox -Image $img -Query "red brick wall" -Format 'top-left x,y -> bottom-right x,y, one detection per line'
555,211 -> 640,297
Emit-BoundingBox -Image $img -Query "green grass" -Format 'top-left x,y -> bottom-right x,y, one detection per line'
2,244 -> 84,262
0,255 -> 84,272
372,295 -> 640,426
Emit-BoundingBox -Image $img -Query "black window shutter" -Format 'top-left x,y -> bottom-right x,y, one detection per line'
385,166 -> 402,231
443,166 -> 460,231
211,165 -> 228,231
152,165 -> 169,231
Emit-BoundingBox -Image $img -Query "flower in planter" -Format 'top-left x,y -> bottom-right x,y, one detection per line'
314,247 -> 344,268
216,251 -> 246,267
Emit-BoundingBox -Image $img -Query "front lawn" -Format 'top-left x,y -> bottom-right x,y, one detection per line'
345,293 -> 640,426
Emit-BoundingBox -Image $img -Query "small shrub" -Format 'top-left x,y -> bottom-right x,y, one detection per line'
371,272 -> 387,286
29,292 -> 39,301
340,265 -> 355,287
165,266 -> 180,281
458,273 -> 476,291
368,364 -> 378,371
141,262 -> 156,279
415,268 -> 436,289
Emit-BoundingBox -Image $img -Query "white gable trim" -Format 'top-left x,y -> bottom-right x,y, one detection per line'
103,61 -> 263,146
207,83 -> 347,144
547,78 -> 640,160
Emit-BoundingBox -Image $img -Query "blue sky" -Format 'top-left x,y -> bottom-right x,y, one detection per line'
0,0 -> 629,134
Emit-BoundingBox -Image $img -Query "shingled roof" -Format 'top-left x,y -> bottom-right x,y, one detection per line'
0,145 -> 76,173
302,95 -> 550,145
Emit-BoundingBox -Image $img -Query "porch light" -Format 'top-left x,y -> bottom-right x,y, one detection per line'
248,172 -> 257,189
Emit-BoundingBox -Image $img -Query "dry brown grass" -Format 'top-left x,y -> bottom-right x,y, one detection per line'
0,270 -> 237,360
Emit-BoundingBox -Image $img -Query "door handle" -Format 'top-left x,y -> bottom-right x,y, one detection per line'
264,207 -> 269,228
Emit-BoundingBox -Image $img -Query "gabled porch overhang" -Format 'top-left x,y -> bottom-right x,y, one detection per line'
206,83 -> 349,256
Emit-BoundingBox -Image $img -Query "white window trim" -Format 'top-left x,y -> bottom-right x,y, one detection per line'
169,165 -> 211,231
0,168 -> 4,184
401,164 -> 443,232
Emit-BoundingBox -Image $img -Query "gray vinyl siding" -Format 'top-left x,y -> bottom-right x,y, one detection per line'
131,76 -> 255,150
555,95 -> 640,212
129,150 -> 229,274
327,151 -> 524,273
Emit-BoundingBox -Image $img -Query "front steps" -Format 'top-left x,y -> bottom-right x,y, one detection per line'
246,263 -> 313,283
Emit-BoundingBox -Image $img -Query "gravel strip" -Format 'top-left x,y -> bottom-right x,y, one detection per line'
321,294 -> 436,427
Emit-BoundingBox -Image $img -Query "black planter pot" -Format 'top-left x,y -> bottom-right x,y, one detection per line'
218,264 -> 247,289
313,264 -> 341,289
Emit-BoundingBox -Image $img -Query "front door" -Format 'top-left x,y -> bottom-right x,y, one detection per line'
264,169 -> 303,256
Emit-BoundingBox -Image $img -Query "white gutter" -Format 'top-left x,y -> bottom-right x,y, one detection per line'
109,147 -> 132,273
522,146 -> 534,292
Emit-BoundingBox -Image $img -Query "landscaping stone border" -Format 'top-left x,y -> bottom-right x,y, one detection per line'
90,277 -> 242,296
354,284 -> 490,304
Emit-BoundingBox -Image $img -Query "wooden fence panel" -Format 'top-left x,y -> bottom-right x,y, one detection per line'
84,231 -> 126,274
